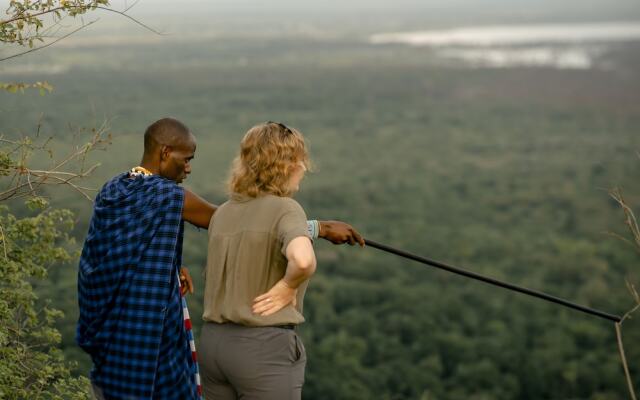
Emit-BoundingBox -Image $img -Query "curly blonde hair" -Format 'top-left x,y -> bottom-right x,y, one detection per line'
228,122 -> 310,197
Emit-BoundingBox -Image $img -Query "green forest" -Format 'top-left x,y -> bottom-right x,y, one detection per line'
2,3 -> 640,398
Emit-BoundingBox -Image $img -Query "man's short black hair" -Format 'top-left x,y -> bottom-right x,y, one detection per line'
143,118 -> 191,154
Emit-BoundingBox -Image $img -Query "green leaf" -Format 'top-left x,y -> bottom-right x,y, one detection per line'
25,197 -> 49,210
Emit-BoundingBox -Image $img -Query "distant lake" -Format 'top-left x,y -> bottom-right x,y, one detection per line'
370,22 -> 640,69
370,22 -> 640,46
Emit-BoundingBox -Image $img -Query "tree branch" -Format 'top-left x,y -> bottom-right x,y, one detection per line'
0,7 -> 66,26
1,3 -> 163,35
0,120 -> 110,202
94,4 -> 163,35
0,223 -> 9,260
0,19 -> 97,62
615,322 -> 638,400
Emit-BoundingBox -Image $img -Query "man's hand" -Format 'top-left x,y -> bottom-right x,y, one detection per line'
318,220 -> 365,246
179,266 -> 194,295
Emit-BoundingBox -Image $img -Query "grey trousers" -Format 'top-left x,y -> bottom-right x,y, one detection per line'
199,322 -> 307,400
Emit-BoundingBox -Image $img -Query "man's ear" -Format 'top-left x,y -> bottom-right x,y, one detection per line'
160,145 -> 172,161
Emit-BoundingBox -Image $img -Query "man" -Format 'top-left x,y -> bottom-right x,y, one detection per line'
76,118 -> 364,399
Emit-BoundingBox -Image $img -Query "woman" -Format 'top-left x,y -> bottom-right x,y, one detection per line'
199,121 -> 316,400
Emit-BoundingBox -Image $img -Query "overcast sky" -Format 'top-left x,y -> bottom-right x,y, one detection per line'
124,0 -> 639,17
2,0 -> 639,36
2,0 -> 638,17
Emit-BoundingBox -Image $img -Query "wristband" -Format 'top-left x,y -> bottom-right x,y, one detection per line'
306,220 -> 320,239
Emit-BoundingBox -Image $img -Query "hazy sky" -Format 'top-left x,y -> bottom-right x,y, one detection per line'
2,0 -> 639,37
2,0 -> 638,17
124,0 -> 640,17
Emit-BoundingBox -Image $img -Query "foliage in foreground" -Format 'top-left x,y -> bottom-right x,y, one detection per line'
0,116 -> 108,399
0,198 -> 89,400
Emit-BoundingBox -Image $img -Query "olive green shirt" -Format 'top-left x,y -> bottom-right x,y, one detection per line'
203,194 -> 311,326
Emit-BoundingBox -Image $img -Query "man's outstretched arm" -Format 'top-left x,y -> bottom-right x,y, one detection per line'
183,188 -> 217,229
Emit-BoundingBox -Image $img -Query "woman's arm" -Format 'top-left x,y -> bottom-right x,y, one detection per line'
252,236 -> 316,316
282,236 -> 317,288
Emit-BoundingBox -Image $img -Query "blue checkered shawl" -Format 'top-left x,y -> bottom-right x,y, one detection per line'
77,173 -> 199,399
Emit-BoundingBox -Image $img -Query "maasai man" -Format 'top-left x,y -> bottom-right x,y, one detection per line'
77,118 -> 364,399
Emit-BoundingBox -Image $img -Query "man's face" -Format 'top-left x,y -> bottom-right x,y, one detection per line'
159,136 -> 196,183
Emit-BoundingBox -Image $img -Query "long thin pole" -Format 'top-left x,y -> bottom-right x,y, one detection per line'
364,239 -> 622,323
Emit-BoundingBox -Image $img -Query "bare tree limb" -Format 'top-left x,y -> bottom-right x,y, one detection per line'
603,231 -> 640,254
610,188 -> 640,248
621,303 -> 640,324
615,322 -> 638,400
607,176 -> 640,400
94,4 -> 162,35
0,120 -> 111,202
0,224 -> 8,260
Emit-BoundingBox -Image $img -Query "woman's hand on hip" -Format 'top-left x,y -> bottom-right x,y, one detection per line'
252,279 -> 297,316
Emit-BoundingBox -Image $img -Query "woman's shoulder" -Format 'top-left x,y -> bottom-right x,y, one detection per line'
226,193 -> 305,216
216,199 -> 232,210
261,195 -> 305,214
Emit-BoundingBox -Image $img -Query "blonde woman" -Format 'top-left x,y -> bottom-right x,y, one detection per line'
199,122 -> 323,399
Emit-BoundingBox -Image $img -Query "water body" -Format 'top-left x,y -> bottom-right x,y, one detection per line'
370,22 -> 640,69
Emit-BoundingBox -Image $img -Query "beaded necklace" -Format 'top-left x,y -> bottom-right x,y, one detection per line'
129,166 -> 153,177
